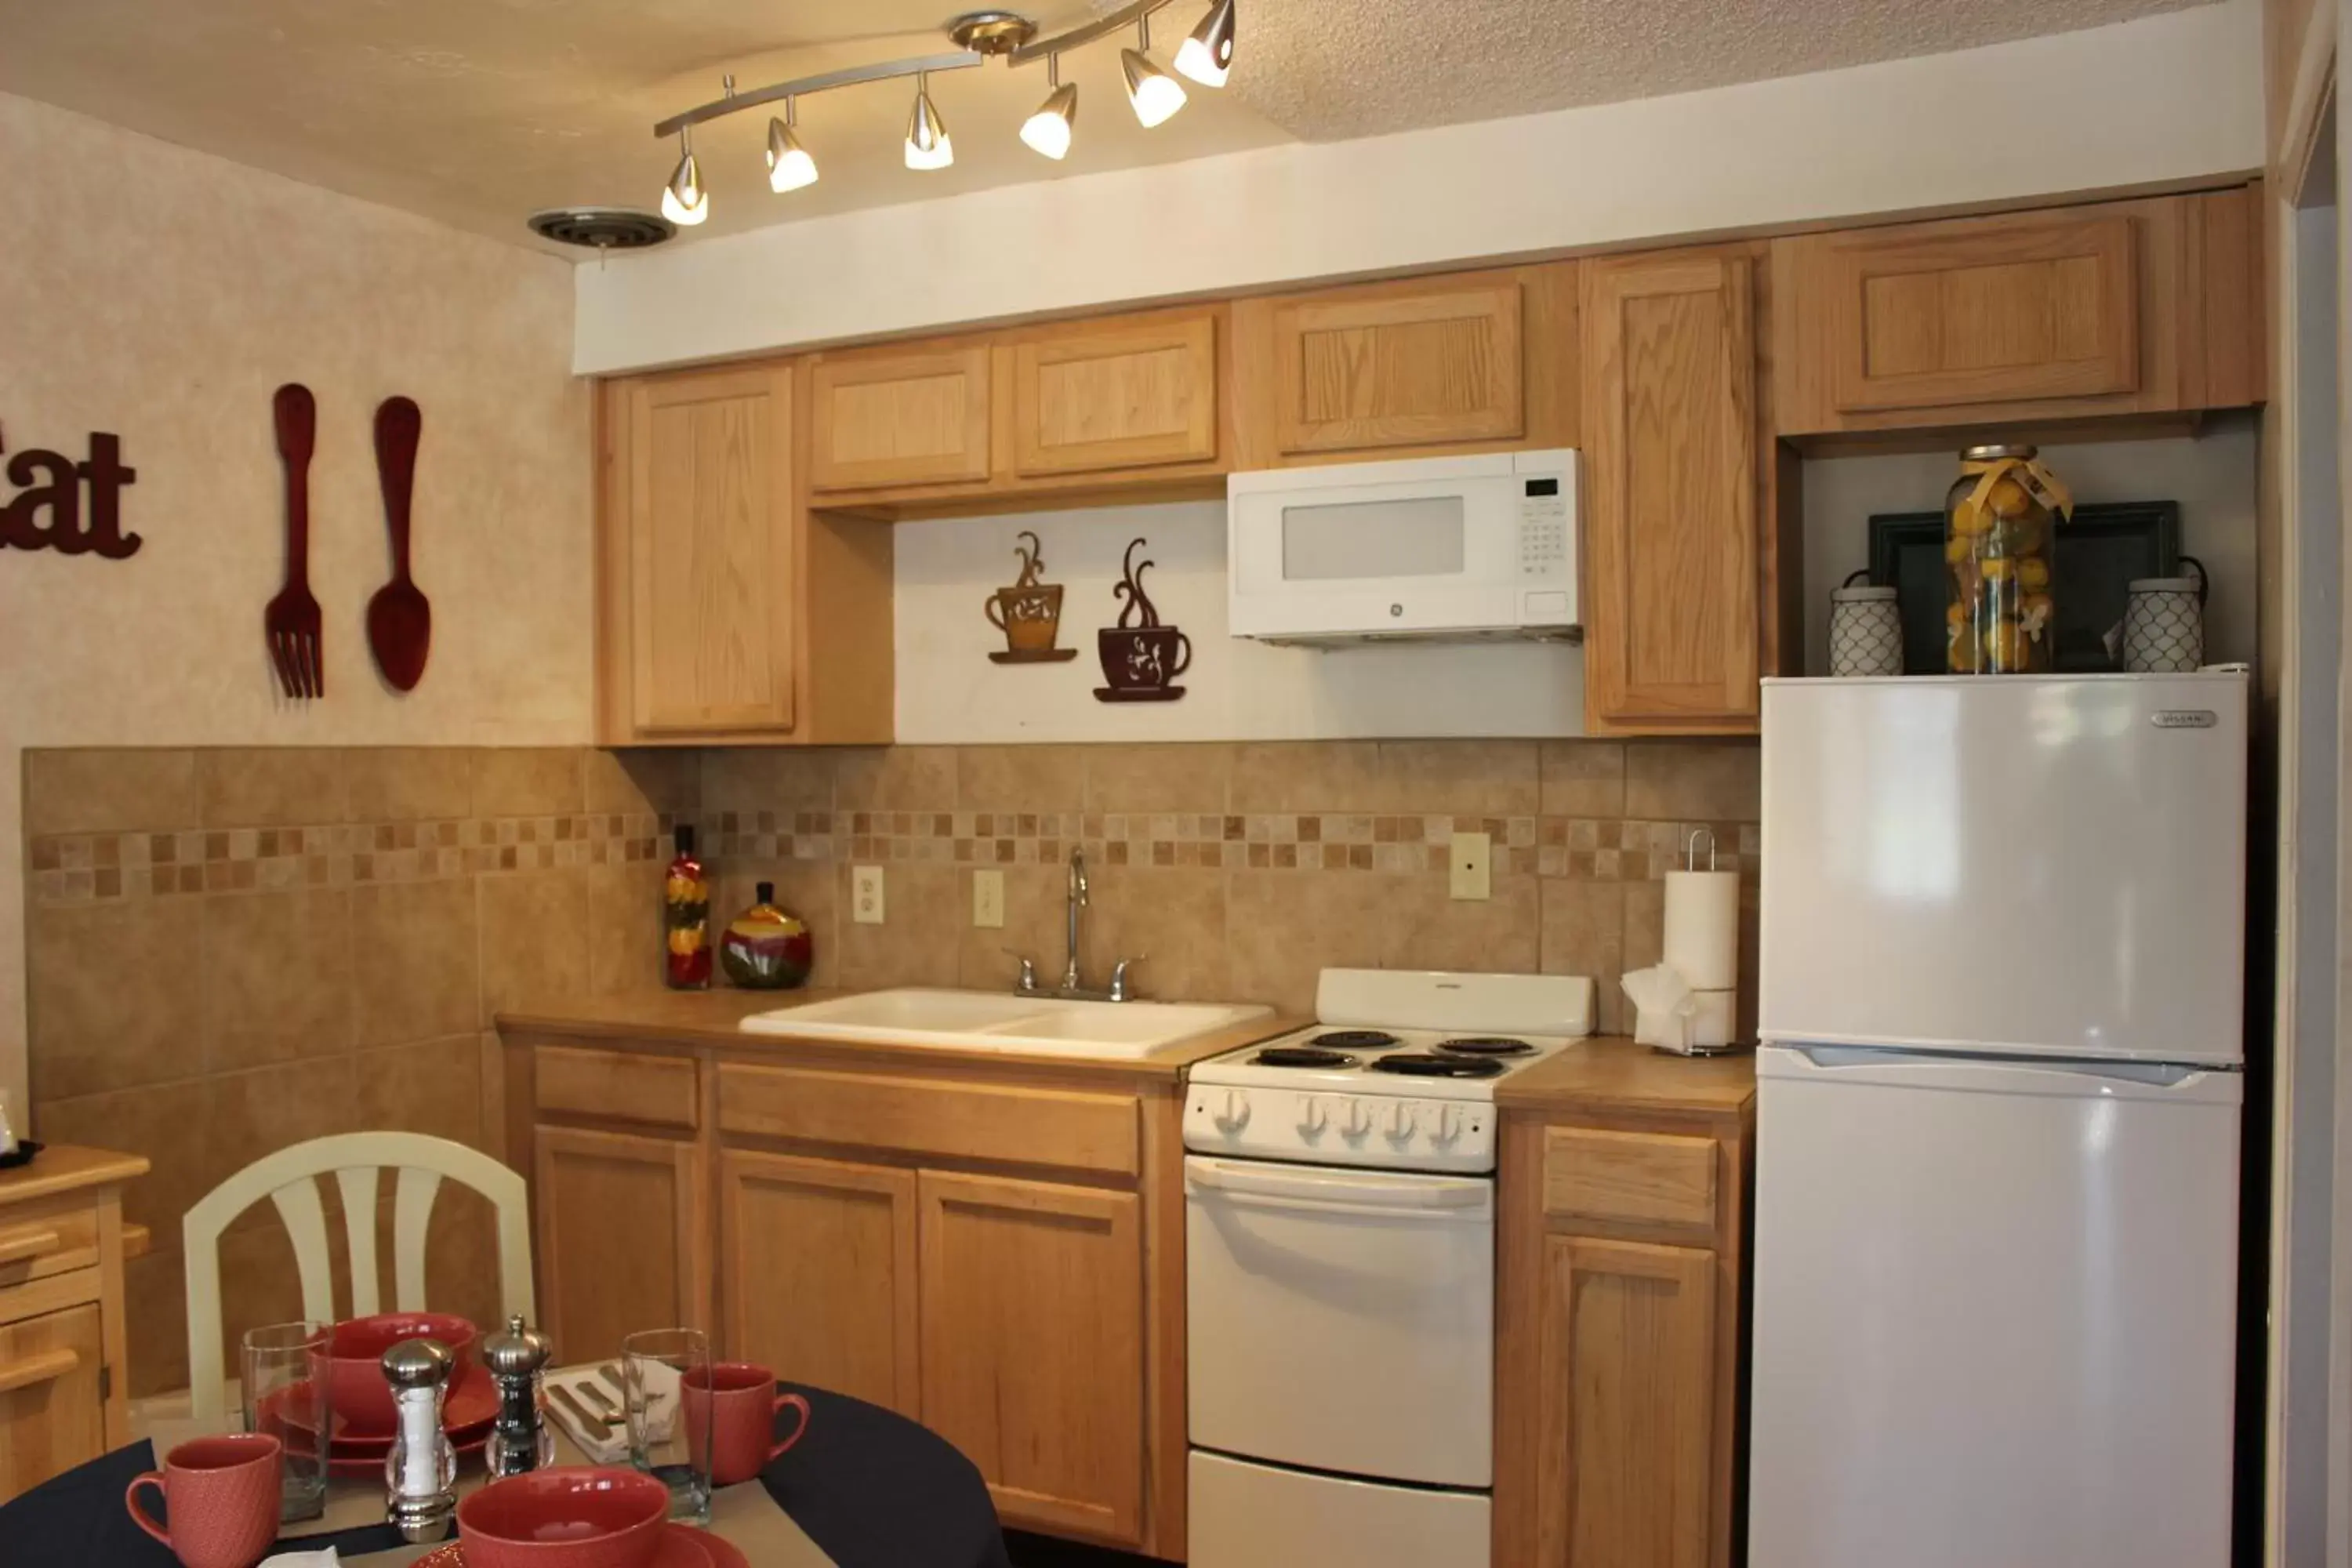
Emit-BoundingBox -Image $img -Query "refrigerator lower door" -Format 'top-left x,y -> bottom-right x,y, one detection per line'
1750,1044 -> 2241,1568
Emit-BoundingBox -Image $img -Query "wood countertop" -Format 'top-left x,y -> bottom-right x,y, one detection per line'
1495,1037 -> 1756,1115
496,987 -> 1306,1081
0,1143 -> 150,1207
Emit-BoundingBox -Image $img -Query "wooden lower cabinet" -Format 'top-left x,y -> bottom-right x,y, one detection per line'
0,1301 -> 106,1499
532,1123 -> 709,1364
718,1149 -> 919,1415
916,1171 -> 1145,1545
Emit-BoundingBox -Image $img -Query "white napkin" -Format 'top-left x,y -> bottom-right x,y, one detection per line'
259,1550 -> 337,1567
543,1363 -> 674,1466
1621,963 -> 1698,1053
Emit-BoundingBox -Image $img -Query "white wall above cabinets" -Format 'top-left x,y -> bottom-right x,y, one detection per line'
894,501 -> 1584,743
1800,418 -> 2260,677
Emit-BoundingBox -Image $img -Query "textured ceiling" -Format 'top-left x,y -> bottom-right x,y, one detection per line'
0,0 -> 2217,254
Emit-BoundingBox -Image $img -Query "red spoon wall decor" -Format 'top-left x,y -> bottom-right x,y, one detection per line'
367,396 -> 430,691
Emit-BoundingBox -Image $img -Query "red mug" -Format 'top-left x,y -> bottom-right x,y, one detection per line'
125,1432 -> 282,1568
682,1363 -> 811,1486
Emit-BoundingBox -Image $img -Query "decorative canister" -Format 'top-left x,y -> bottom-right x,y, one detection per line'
1828,572 -> 1904,677
719,881 -> 815,989
663,825 -> 711,991
1944,444 -> 2074,674
2122,555 -> 2208,673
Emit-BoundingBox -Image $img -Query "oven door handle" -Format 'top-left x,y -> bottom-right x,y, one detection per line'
1185,1158 -> 1490,1212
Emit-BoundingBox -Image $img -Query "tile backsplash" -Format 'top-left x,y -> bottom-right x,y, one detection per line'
20,735 -> 1755,1397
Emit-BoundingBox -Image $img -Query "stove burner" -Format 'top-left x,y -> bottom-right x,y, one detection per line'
1309,1029 -> 1401,1051
1366,1053 -> 1507,1079
1436,1036 -> 1535,1057
1254,1046 -> 1357,1069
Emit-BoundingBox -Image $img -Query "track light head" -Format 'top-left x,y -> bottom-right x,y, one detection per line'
766,106 -> 818,192
905,71 -> 953,169
660,133 -> 707,226
1022,58 -> 1077,161
1175,0 -> 1235,88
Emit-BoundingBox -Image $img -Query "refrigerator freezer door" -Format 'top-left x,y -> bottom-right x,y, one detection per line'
1749,1044 -> 2240,1568
1760,673 -> 2247,1064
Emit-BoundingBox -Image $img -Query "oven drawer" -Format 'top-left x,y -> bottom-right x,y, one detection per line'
1185,1156 -> 1493,1487
1189,1450 -> 1490,1568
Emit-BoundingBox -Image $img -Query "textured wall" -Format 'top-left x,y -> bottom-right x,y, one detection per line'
0,91 -> 594,1121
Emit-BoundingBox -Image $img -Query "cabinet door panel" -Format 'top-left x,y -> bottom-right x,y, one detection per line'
1013,314 -> 1218,476
0,1301 -> 104,1500
1272,281 -> 1523,452
719,1150 -> 918,1414
810,347 -> 991,490
626,367 -> 797,734
1831,213 -> 2138,412
533,1125 -> 706,1365
917,1171 -> 1144,1544
1581,252 -> 1759,731
1536,1237 -> 1715,1568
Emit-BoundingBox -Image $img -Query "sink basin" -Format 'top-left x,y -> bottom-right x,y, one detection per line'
740,989 -> 1272,1060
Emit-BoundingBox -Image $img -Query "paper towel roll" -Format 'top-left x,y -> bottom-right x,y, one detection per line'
1664,869 -> 1739,993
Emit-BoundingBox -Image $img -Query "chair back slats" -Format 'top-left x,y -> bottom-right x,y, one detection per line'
392,1167 -> 445,1312
264,1178 -> 337,1327
334,1167 -> 383,1317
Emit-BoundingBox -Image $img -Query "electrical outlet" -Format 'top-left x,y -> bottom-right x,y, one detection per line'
1449,831 -> 1492,901
852,865 -> 885,924
972,869 -> 1005,930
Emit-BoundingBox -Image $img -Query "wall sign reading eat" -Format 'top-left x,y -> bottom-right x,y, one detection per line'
0,424 -> 140,557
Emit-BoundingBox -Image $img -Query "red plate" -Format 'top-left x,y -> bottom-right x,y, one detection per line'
409,1523 -> 728,1567
263,1364 -> 500,1452
326,1428 -> 488,1479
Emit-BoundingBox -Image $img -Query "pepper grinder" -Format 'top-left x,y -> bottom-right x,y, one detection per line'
381,1338 -> 458,1544
481,1314 -> 555,1478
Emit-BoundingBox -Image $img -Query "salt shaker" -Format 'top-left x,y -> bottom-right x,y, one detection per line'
481,1314 -> 555,1478
381,1338 -> 458,1543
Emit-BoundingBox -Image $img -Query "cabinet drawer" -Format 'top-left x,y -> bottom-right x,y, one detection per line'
536,1045 -> 699,1130
0,1301 -> 105,1499
0,1202 -> 100,1291
718,1065 -> 1139,1178
1543,1127 -> 1718,1232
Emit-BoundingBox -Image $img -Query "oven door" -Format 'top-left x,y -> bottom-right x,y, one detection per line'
1185,1155 -> 1494,1487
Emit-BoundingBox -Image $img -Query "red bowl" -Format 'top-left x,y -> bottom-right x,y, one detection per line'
458,1467 -> 670,1568
313,1312 -> 477,1436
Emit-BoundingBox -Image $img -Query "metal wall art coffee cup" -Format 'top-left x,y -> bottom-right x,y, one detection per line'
2122,554 -> 2209,673
985,530 -> 1075,663
1096,537 -> 1189,703
1828,570 -> 1904,677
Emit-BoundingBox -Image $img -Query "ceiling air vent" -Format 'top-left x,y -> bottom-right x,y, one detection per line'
525,207 -> 677,251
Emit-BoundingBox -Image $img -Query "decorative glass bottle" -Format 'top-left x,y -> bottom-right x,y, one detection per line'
664,825 -> 712,990
1944,443 -> 2072,674
720,881 -> 815,990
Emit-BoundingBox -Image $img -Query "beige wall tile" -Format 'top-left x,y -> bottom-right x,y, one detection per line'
34,1081 -> 211,1238
702,750 -> 834,815
1624,879 -> 1666,974
477,1033 -> 509,1162
1080,866 -> 1230,1002
346,749 -> 472,822
1541,880 -> 1627,1032
421,1189 -> 503,1329
126,1247 -> 191,1398
355,1034 -> 487,1149
214,1221 -> 320,1373
586,750 -> 702,815
350,878 -> 479,1048
1229,742 -> 1381,812
957,864 -> 1065,995
1374,740 -> 1540,815
23,749 -> 198,835
1225,872 -> 1388,1014
834,747 -> 956,812
201,889 -> 353,1073
1083,745 -> 1232,815
1540,741 -> 1627,817
27,898 -> 201,1102
833,861 -> 959,989
956,746 -> 1087,813
1378,871 -> 1541,975
585,861 -> 666,996
1624,740 -> 1761,821
199,748 -> 350,827
201,1055 -> 358,1203
470,749 -> 585,818
479,870 -> 590,1025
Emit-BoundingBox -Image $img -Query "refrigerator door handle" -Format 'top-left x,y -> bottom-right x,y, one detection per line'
1769,1044 -> 2242,1103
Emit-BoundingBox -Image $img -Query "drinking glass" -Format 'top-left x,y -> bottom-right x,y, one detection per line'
620,1327 -> 712,1525
241,1321 -> 330,1522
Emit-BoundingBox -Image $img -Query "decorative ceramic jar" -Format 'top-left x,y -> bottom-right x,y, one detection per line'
1828,572 -> 1904,677
663,826 -> 711,991
2122,556 -> 2209,673
719,882 -> 814,990
1944,444 -> 2073,674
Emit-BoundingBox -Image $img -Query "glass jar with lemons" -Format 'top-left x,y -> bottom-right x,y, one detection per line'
1944,443 -> 2073,673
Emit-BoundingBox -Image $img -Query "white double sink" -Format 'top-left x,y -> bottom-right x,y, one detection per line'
740,988 -> 1271,1060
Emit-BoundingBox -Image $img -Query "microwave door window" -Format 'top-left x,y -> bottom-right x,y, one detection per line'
1279,495 -> 1467,582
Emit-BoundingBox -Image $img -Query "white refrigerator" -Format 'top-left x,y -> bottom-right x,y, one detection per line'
1752,673 -> 2246,1568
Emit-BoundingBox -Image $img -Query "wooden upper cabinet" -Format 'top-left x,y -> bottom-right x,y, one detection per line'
1007,311 -> 1219,477
809,344 -> 992,492
1581,249 -> 1760,733
1272,278 -> 1523,453
623,367 -> 797,735
1773,186 -> 2264,434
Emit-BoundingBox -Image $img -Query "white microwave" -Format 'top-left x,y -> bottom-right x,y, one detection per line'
1226,449 -> 1581,644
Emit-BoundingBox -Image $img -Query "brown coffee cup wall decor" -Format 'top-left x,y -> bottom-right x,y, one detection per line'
1096,536 -> 1189,704
985,529 -> 1076,664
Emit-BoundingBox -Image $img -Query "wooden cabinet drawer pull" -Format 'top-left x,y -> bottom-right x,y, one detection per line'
0,1346 -> 81,1395
0,1228 -> 63,1267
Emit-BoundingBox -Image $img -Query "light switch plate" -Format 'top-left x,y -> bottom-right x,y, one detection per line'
1449,831 -> 1492,902
972,869 -> 1004,929
852,865 -> 885,924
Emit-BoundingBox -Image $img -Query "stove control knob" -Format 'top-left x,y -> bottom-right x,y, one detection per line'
1341,1100 -> 1372,1139
1385,1102 -> 1416,1140
1297,1096 -> 1328,1137
1432,1105 -> 1465,1144
1214,1089 -> 1251,1134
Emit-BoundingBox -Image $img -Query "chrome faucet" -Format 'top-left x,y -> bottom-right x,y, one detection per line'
1008,847 -> 1144,1002
1062,848 -> 1089,993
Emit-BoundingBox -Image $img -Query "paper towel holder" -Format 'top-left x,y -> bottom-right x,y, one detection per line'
1686,827 -> 1718,873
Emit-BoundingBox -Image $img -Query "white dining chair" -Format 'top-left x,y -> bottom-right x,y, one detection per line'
181,1131 -> 535,1422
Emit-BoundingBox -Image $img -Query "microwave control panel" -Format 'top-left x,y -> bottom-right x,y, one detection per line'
1516,476 -> 1571,579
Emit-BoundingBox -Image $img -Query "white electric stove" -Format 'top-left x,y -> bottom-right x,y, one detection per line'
1183,969 -> 1595,1568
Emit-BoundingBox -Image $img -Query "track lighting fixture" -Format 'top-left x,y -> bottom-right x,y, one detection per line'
767,99 -> 818,192
1175,0 -> 1235,88
660,130 -> 707,226
1120,12 -> 1187,128
905,70 -> 953,170
1021,55 -> 1077,159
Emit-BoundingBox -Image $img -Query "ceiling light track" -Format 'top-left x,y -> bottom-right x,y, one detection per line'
654,50 -> 986,140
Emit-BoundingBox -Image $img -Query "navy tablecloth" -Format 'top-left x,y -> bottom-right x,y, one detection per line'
0,1383 -> 1011,1568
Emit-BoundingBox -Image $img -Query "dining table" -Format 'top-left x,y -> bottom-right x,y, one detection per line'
0,1378 -> 1011,1568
